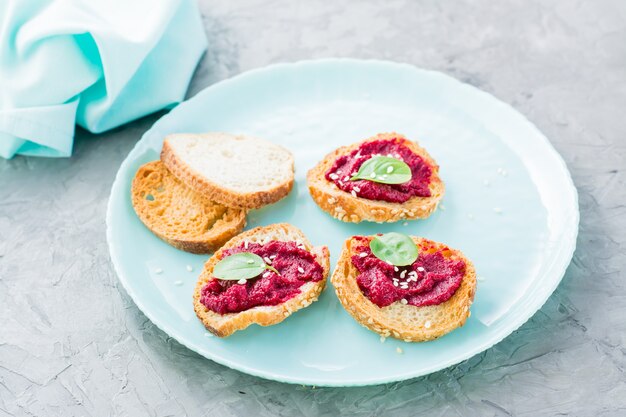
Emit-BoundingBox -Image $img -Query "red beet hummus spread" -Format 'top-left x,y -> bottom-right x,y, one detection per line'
325,138 -> 433,203
200,241 -> 324,315
351,236 -> 465,308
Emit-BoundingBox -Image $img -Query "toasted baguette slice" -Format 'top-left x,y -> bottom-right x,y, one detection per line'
332,235 -> 476,342
161,133 -> 294,209
193,223 -> 330,337
131,161 -> 246,254
307,132 -> 444,223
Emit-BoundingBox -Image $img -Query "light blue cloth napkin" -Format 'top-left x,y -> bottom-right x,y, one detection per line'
0,0 -> 207,159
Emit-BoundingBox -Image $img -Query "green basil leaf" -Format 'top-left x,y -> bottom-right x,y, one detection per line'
369,232 -> 418,266
350,156 -> 412,184
213,252 -> 276,280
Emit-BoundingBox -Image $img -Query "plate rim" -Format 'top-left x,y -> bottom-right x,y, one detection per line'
106,58 -> 579,386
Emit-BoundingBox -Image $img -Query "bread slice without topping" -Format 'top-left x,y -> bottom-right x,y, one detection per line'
193,223 -> 330,337
307,132 -> 444,223
161,133 -> 295,210
331,235 -> 476,342
131,161 -> 246,254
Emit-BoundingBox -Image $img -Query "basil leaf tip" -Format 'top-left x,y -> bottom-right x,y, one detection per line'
213,252 -> 279,280
350,156 -> 412,185
369,232 -> 418,266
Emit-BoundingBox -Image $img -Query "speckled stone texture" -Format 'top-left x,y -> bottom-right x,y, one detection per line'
1,0 -> 625,415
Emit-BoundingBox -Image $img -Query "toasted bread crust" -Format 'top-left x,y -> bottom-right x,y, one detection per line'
193,223 -> 330,337
161,137 -> 294,210
331,235 -> 476,342
306,132 -> 444,223
131,161 -> 246,254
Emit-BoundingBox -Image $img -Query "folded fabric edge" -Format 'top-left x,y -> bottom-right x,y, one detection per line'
0,132 -> 25,159
0,100 -> 77,159
16,140 -> 72,157
0,133 -> 72,159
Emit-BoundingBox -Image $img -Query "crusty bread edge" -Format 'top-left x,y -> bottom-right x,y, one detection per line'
130,161 -> 247,254
142,213 -> 246,254
193,223 -> 330,337
146,212 -> 246,254
306,132 -> 445,223
331,235 -> 476,342
161,134 -> 295,210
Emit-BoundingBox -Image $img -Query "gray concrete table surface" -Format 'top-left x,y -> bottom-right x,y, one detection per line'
1,0 -> 625,416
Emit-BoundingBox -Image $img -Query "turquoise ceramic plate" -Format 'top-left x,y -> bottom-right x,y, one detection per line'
106,59 -> 578,386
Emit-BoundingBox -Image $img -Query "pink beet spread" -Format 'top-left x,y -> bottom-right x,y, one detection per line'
200,241 -> 324,315
325,138 -> 433,203
351,236 -> 465,308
